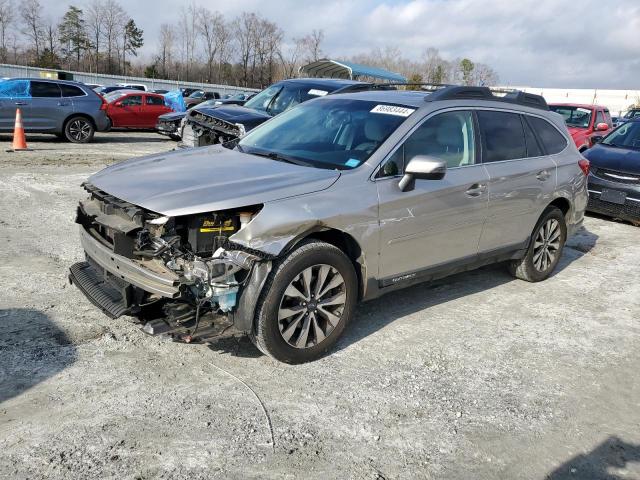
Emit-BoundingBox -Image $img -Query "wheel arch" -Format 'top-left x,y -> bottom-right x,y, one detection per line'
286,227 -> 366,301
548,196 -> 571,218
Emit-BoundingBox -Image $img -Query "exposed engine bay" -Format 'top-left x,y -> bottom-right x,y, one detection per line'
71,182 -> 266,343
182,111 -> 245,148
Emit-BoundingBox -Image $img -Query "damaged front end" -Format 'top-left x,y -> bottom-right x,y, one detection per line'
69,183 -> 269,343
182,110 -> 246,148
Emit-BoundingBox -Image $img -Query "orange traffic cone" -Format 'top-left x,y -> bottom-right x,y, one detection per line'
9,108 -> 30,151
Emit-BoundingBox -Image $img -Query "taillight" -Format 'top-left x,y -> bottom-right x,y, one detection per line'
100,97 -> 108,110
578,158 -> 590,176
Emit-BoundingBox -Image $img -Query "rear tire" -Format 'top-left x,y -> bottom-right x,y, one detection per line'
64,116 -> 95,143
509,206 -> 567,282
252,240 -> 357,364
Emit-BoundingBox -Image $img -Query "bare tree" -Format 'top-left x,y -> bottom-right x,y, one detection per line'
101,0 -> 126,73
473,63 -> 498,86
278,36 -> 305,79
86,0 -> 104,72
234,12 -> 259,86
178,2 -> 197,80
157,23 -> 174,78
0,0 -> 13,62
197,7 -> 227,83
20,0 -> 43,60
299,29 -> 324,63
254,18 -> 282,86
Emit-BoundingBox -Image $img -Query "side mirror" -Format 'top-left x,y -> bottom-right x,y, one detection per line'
114,102 -> 123,107
398,156 -> 447,192
596,122 -> 608,131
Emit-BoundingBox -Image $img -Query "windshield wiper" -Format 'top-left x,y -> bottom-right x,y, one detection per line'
247,149 -> 312,167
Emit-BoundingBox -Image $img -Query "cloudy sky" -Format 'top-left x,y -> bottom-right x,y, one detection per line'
43,0 -> 640,89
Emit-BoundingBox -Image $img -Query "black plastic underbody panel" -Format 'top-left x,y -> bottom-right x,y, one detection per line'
69,261 -> 131,318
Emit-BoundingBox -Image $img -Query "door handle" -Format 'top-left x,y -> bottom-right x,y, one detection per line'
465,183 -> 487,197
536,170 -> 551,181
14,102 -> 27,106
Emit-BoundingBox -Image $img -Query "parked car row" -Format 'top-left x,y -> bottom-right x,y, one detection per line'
0,77 -> 250,143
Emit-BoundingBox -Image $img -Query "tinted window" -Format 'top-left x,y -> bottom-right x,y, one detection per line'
121,95 -> 142,106
59,84 -> 84,97
145,95 -> 164,106
379,110 -> 476,177
477,110 -> 526,162
602,121 -> 640,150
30,81 -> 61,97
549,105 -> 592,128
522,116 -> 543,157
528,116 -> 568,154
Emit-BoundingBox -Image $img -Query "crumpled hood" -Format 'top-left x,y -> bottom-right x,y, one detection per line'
158,111 -> 187,122
583,143 -> 640,174
88,146 -> 340,217
191,104 -> 271,124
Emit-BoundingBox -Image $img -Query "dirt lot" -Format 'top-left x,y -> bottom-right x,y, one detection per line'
1,132 -> 639,480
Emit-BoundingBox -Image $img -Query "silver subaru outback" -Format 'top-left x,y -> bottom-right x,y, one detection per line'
70,86 -> 588,364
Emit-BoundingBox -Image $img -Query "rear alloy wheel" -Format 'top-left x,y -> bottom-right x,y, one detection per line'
509,206 -> 567,282
64,116 -> 95,143
252,240 -> 357,363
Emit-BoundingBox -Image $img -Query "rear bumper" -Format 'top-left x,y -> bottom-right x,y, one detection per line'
587,174 -> 640,221
93,112 -> 112,132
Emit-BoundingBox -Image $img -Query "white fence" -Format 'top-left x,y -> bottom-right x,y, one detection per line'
0,64 -> 259,96
502,86 -> 640,116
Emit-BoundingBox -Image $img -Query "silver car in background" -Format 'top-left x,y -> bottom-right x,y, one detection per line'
70,86 -> 588,363
0,78 -> 111,142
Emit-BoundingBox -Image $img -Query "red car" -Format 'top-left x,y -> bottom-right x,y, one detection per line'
105,90 -> 173,129
549,103 -> 613,152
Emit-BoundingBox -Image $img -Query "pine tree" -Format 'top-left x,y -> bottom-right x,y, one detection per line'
58,6 -> 90,70
122,18 -> 143,75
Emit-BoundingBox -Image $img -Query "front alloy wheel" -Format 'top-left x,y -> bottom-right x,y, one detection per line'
252,240 -> 357,364
278,264 -> 346,349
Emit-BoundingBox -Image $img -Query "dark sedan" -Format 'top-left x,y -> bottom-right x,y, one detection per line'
156,99 -> 220,140
181,78 -> 368,148
583,118 -> 640,225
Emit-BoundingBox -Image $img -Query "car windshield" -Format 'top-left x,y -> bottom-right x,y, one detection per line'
601,121 -> 640,150
237,98 -> 415,170
623,109 -> 640,119
189,91 -> 204,98
243,85 -> 282,112
549,106 -> 592,128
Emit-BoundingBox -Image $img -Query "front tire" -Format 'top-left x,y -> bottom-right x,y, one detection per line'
252,240 -> 357,364
64,116 -> 95,143
509,206 -> 567,282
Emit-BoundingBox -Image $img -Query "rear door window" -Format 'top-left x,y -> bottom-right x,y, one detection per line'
145,95 -> 164,106
476,110 -> 526,162
528,116 -> 568,154
30,81 -> 61,97
603,109 -> 613,128
594,110 -> 605,127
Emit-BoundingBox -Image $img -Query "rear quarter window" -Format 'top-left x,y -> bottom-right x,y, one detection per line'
528,116 -> 568,155
60,84 -> 85,97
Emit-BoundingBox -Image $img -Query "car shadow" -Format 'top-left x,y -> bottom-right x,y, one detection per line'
334,226 -> 598,354
545,436 -> 640,480
586,210 -> 640,228
0,308 -> 77,404
0,132 -> 172,144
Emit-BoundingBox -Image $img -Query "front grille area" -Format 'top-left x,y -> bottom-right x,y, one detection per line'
591,167 -> 640,185
588,191 -> 640,220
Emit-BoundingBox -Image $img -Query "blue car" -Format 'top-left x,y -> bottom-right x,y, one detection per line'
583,118 -> 640,224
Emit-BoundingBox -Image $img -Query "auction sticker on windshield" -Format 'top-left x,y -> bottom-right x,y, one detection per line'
371,105 -> 415,117
308,89 -> 328,96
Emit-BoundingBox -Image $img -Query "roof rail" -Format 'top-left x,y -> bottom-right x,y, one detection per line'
424,85 -> 549,110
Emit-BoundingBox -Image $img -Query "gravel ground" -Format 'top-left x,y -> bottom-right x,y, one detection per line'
1,132 -> 639,480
